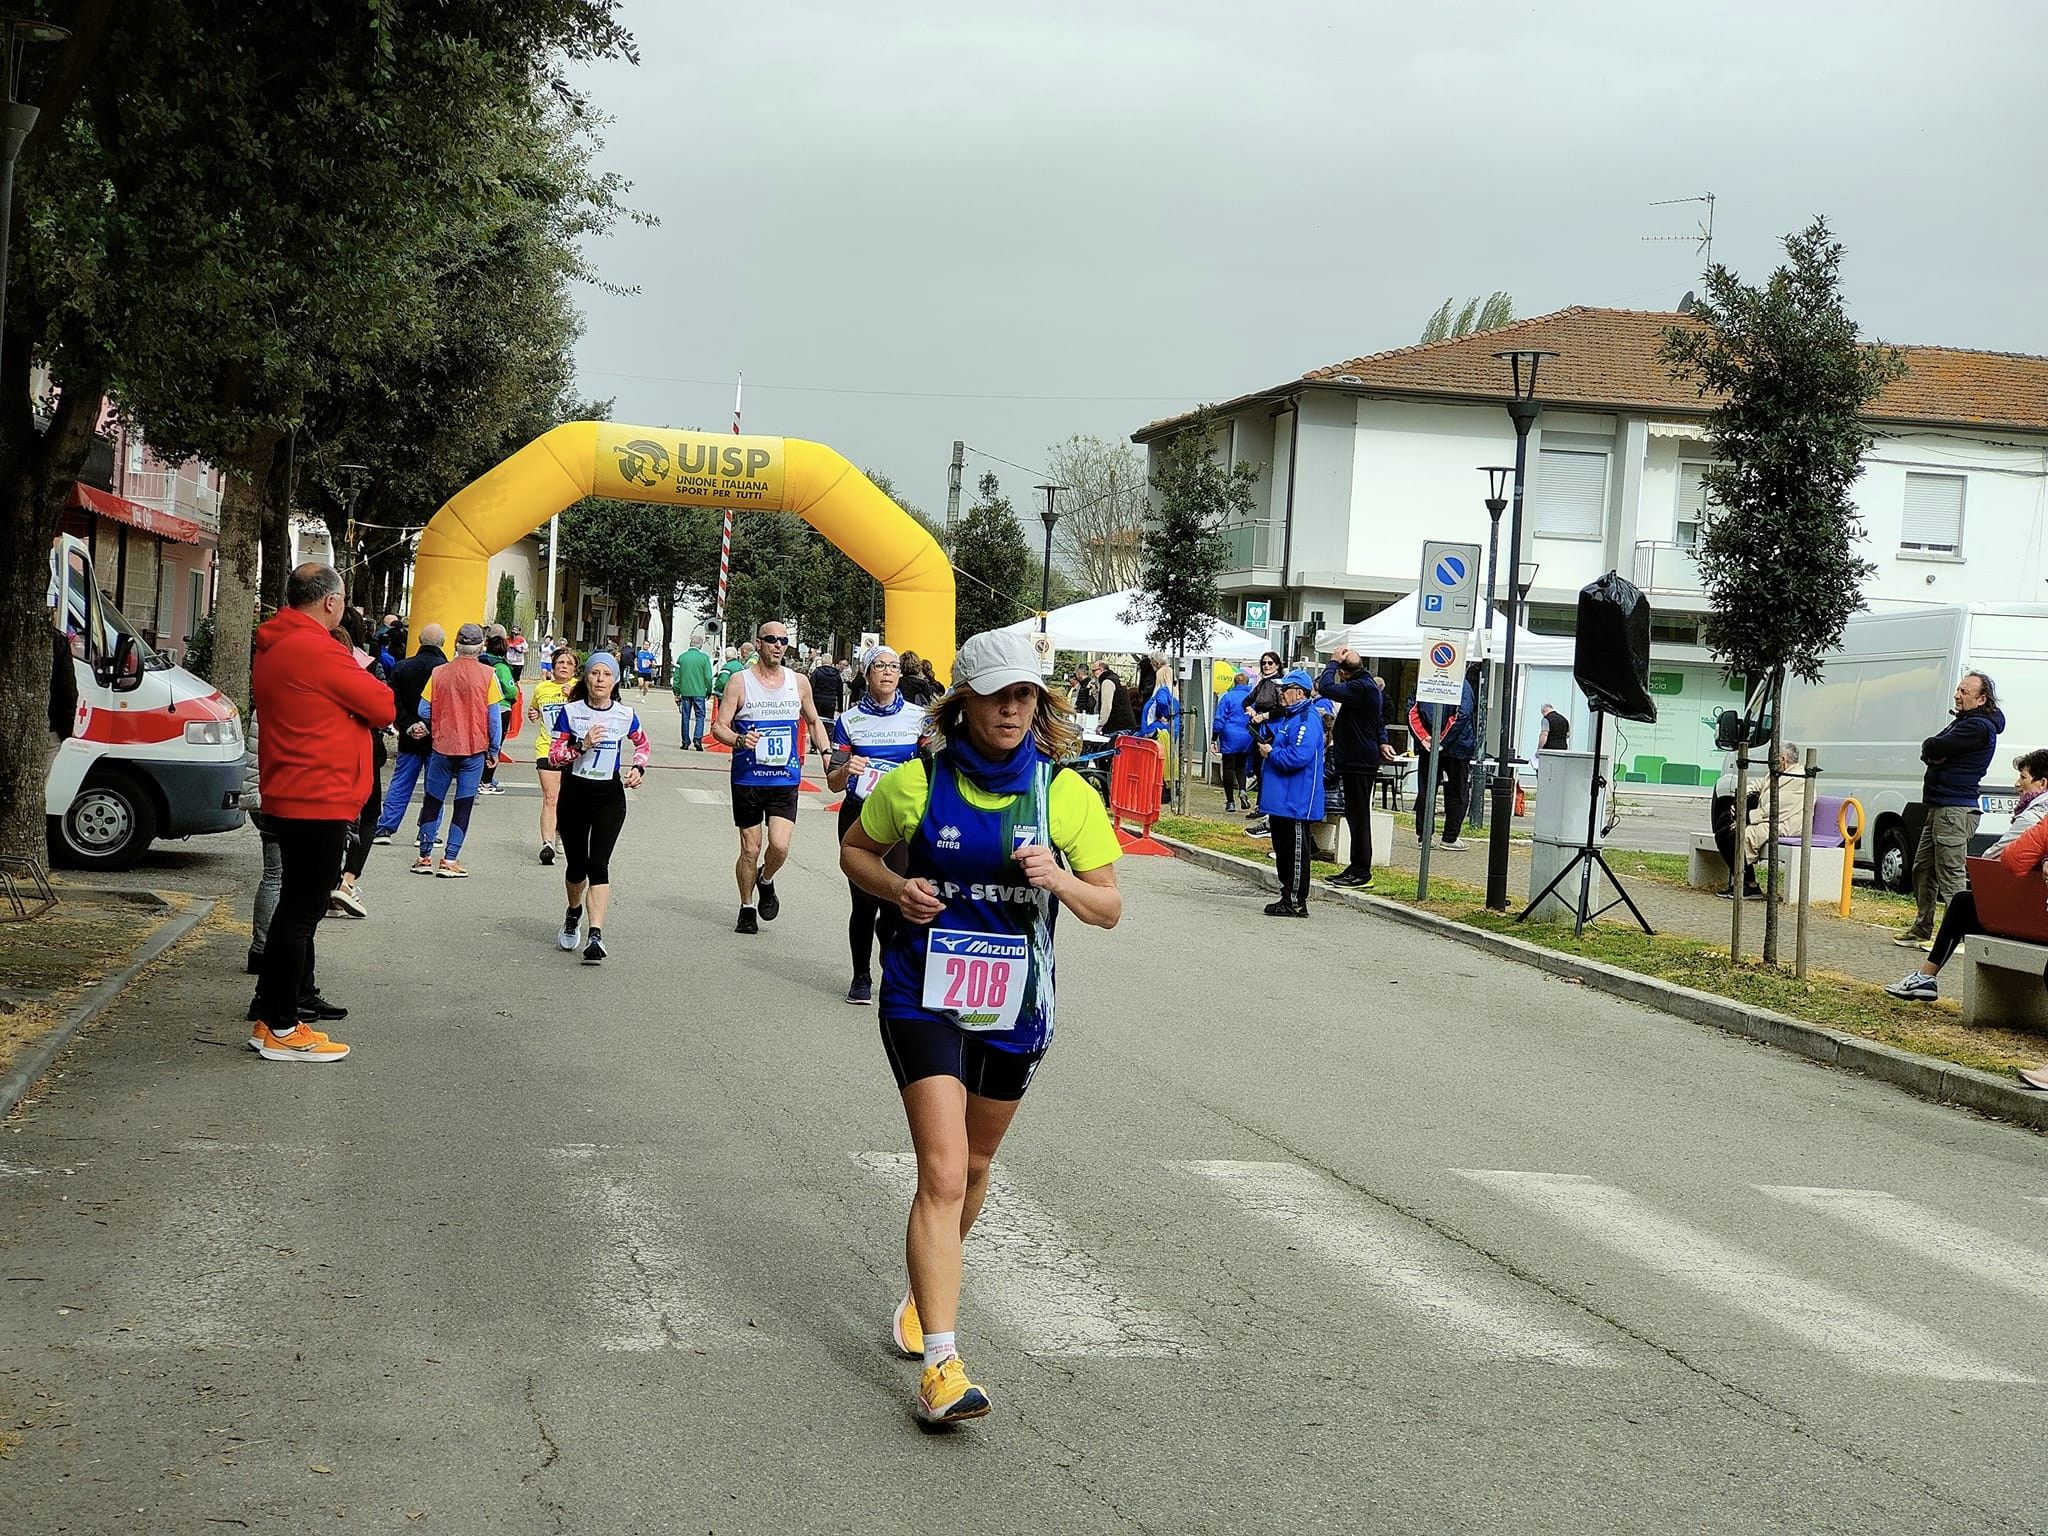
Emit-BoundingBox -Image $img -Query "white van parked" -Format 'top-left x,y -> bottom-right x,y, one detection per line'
47,534 -> 245,869
1778,604 -> 2048,890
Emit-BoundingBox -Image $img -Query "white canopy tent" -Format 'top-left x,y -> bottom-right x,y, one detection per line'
1000,590 -> 1271,660
1315,601 -> 1575,669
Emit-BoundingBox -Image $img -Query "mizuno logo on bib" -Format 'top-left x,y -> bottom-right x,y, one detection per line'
922,929 -> 1031,1033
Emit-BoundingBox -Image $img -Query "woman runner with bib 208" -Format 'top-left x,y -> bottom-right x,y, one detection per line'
840,630 -> 1123,1424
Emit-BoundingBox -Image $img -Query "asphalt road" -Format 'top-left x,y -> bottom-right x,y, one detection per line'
4,748 -> 2046,1534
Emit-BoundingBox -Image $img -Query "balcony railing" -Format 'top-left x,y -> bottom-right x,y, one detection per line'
1222,521 -> 1277,572
124,468 -> 222,529
1632,539 -> 1703,594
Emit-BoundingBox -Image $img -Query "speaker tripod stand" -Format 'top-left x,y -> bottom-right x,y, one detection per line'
1516,707 -> 1653,939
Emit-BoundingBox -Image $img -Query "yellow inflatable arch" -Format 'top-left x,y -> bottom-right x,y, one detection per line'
407,421 -> 956,677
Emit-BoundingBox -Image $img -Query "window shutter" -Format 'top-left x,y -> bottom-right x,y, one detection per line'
1534,449 -> 1607,539
1901,473 -> 1963,553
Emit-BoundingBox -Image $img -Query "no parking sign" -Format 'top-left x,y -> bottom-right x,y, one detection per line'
1416,539 -> 1481,631
1417,632 -> 1465,706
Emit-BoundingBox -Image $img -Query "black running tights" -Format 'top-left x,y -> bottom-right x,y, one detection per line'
558,775 -> 627,886
840,796 -> 896,977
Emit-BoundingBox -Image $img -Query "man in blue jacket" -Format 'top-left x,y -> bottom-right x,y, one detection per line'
1900,670 -> 2005,947
1257,669 -> 1325,918
1214,670 -> 1253,811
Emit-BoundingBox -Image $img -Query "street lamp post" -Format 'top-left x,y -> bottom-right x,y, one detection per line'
1034,483 -> 1065,621
0,18 -> 67,344
1467,466 -> 1512,833
1485,350 -> 1557,910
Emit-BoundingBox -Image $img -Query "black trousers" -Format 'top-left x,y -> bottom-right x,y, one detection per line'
1339,768 -> 1377,877
839,796 -> 897,978
1929,890 -> 1983,971
253,818 -> 349,1028
342,760 -> 383,881
1221,750 -> 1251,805
1270,816 -> 1312,908
1438,759 -> 1472,841
1711,794 -> 1753,888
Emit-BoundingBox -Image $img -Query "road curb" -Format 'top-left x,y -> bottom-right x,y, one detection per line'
1158,835 -> 2048,1133
0,894 -> 219,1119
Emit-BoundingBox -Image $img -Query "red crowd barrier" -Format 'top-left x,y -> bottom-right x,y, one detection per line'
1107,734 -> 1171,856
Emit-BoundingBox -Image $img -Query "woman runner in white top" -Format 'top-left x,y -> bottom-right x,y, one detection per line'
546,652 -> 649,964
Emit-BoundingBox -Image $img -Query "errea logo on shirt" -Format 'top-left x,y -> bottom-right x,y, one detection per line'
936,824 -> 962,850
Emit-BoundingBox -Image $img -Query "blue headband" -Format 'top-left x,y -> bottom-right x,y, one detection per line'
585,651 -> 620,677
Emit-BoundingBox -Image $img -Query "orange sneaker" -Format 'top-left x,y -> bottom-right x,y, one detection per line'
247,1022 -> 329,1051
252,1023 -> 350,1063
435,859 -> 469,879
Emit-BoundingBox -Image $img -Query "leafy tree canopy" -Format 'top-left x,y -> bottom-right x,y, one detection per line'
1660,217 -> 1905,685
1419,291 -> 1513,343
949,473 -> 1032,645
1124,411 -> 1256,654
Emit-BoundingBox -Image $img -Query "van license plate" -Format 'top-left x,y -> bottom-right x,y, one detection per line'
1980,794 -> 2016,815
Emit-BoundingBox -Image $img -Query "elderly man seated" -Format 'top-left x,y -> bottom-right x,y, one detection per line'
1711,742 -> 1805,898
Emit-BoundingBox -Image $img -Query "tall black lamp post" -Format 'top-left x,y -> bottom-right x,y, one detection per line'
1468,465 -> 1513,832
1034,483 -> 1065,621
1484,349 -> 1557,910
0,18 -> 67,343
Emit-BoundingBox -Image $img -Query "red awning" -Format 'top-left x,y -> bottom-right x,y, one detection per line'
68,482 -> 206,545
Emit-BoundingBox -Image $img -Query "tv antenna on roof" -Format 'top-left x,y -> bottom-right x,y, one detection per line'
1643,191 -> 1716,268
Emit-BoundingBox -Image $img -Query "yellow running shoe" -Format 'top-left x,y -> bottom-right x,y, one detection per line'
916,1355 -> 990,1424
892,1291 -> 923,1359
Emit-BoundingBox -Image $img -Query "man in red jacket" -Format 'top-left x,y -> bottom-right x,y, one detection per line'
248,564 -> 396,1062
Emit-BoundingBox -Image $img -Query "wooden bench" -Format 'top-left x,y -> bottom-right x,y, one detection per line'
1959,856 -> 2048,1032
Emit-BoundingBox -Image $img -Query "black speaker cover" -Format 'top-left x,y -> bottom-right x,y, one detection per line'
1573,573 -> 1658,723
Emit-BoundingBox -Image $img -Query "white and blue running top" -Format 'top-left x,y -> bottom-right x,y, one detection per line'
831,695 -> 927,800
731,665 -> 805,788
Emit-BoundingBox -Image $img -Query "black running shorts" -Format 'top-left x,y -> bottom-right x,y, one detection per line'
731,783 -> 800,829
879,1014 -> 1046,1102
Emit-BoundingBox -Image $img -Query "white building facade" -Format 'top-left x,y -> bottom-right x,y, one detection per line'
1134,307 -> 2048,788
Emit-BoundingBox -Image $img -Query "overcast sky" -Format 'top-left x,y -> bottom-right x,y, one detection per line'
565,0 -> 2047,518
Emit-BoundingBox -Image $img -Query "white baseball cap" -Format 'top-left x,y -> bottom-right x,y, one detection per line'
952,630 -> 1044,695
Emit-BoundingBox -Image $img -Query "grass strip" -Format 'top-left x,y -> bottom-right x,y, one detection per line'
1157,814 -> 2043,1079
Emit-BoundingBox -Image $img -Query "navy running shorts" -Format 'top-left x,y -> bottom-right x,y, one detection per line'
879,1014 -> 1046,1102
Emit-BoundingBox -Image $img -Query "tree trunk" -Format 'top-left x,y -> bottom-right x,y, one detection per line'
1762,667 -> 1785,966
0,372 -> 111,862
212,431 -> 284,714
258,445 -> 294,615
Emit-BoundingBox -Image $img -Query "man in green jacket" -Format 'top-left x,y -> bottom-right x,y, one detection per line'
671,633 -> 716,750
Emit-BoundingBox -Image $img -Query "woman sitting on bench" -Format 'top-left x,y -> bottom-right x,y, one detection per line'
1885,748 -> 2048,1000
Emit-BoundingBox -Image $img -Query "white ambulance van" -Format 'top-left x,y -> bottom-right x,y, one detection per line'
47,534 -> 245,869
1777,603 -> 2048,890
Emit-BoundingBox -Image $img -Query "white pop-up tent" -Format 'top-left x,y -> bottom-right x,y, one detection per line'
1000,590 -> 1271,659
1315,601 -> 1575,669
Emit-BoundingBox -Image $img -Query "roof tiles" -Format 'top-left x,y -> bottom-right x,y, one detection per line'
1145,307 -> 2048,437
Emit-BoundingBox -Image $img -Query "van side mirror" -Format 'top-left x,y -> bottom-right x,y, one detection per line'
97,635 -> 143,693
1713,709 -> 1749,750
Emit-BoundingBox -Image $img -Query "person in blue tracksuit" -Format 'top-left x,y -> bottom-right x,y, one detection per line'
1214,671 -> 1253,810
1257,669 -> 1326,917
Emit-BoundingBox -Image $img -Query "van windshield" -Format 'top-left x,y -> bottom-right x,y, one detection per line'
100,593 -> 170,672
